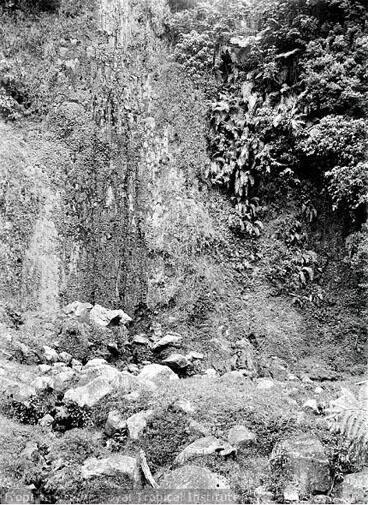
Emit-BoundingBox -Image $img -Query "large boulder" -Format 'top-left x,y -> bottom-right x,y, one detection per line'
271,435 -> 331,497
89,304 -> 132,327
63,372 -> 137,407
160,465 -> 232,491
340,468 -> 368,504
138,364 -> 178,385
81,455 -> 141,487
175,436 -> 236,465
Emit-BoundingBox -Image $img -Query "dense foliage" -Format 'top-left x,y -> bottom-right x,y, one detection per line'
168,0 -> 368,231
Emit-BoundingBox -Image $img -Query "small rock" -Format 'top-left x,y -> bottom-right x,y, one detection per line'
81,455 -> 141,486
89,304 -> 132,327
71,358 -> 83,371
32,376 -> 54,392
204,368 -> 218,378
39,414 -> 54,428
301,374 -> 313,384
21,441 -> 39,462
173,399 -> 195,414
221,370 -> 245,380
186,351 -> 204,361
315,386 -> 323,394
85,358 -> 108,368
59,351 -> 72,364
38,364 -> 52,374
124,390 -> 141,401
138,364 -> 179,385
151,333 -> 182,351
53,370 -> 75,392
127,364 -> 140,374
340,468 -> 368,504
257,378 -> 275,390
127,410 -> 154,440
284,483 -> 299,503
312,495 -> 331,504
105,410 -> 127,437
228,425 -> 256,448
132,334 -> 149,345
254,486 -> 275,503
303,399 -> 320,414
43,345 -> 59,363
162,353 -> 189,371
160,465 -> 231,491
288,373 -> 299,381
175,436 -> 236,465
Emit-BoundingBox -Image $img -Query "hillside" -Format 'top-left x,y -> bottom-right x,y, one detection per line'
0,0 -> 367,503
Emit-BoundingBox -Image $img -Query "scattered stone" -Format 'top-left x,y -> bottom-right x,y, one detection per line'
43,345 -> 59,363
175,436 -> 236,465
186,351 -> 204,361
127,364 -> 140,374
63,301 -> 93,321
53,369 -> 75,392
21,441 -> 39,462
127,410 -> 154,440
39,414 -> 54,428
340,468 -> 368,504
257,378 -> 275,390
173,399 -> 195,414
160,465 -> 231,491
38,364 -> 52,374
132,334 -> 150,345
59,351 -> 73,364
81,455 -> 141,487
64,372 -> 137,407
204,368 -> 218,378
151,333 -> 182,351
89,304 -> 132,327
271,434 -> 331,497
254,486 -> 275,503
228,425 -> 256,448
303,399 -> 320,414
32,376 -> 54,392
162,353 -> 189,371
284,483 -> 299,503
138,364 -> 179,385
105,410 -> 127,437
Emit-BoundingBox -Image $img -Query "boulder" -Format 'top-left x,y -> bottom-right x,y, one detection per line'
204,368 -> 218,377
138,364 -> 178,385
38,364 -> 52,374
89,304 -> 132,327
63,373 -> 136,407
21,441 -> 39,462
63,301 -> 93,321
228,425 -> 256,448
175,436 -> 236,465
43,345 -> 59,363
126,364 -> 140,374
81,455 -> 141,487
257,378 -> 275,390
340,468 -> 368,504
162,353 -> 189,371
160,465 -> 231,490
271,435 -> 331,497
254,486 -> 275,503
52,369 -> 75,392
132,334 -> 150,345
105,410 -> 127,436
173,399 -> 195,414
32,376 -> 54,393
186,351 -> 204,361
151,334 -> 182,351
303,399 -> 320,414
127,410 -> 154,440
39,414 -> 54,428
59,351 -> 73,364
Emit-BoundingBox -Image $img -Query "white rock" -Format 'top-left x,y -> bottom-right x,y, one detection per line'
186,351 -> 204,361
284,483 -> 299,503
63,301 -> 93,320
175,436 -> 235,465
303,399 -> 319,414
39,414 -> 54,428
89,304 -> 132,327
105,410 -> 127,436
257,378 -> 275,390
59,351 -> 73,364
173,399 -> 195,414
204,368 -> 218,378
162,353 -> 189,370
81,455 -> 141,486
53,370 -> 75,392
127,410 -> 154,440
38,364 -> 52,374
43,345 -> 59,363
151,334 -> 182,351
228,425 -> 257,448
32,376 -> 54,392
315,386 -> 323,394
138,364 -> 179,385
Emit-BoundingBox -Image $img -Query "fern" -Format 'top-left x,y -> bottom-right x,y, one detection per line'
326,386 -> 368,461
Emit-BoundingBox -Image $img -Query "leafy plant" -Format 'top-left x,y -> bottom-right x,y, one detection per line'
326,386 -> 368,464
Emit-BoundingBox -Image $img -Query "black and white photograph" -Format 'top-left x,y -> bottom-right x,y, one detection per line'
0,0 -> 367,503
